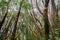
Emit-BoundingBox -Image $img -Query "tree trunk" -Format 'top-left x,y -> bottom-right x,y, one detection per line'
2,11 -> 14,40
43,0 -> 49,40
0,1 -> 10,30
10,0 -> 23,40
48,0 -> 57,40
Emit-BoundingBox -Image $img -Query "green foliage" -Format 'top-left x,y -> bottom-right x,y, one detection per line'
0,0 -> 60,40
22,2 -> 31,10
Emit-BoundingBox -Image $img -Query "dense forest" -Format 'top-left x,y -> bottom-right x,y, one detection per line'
0,0 -> 60,40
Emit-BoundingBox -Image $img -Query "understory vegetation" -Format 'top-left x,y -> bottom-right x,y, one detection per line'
0,0 -> 60,40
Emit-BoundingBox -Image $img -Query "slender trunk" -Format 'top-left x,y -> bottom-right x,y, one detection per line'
43,0 -> 49,40
31,0 -> 42,40
31,0 -> 42,34
48,0 -> 57,40
10,0 -> 23,40
36,0 -> 45,34
0,1 -> 10,30
2,11 -> 14,40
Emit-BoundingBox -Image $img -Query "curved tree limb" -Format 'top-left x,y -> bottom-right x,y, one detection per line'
30,0 -> 44,36
36,0 -> 43,16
